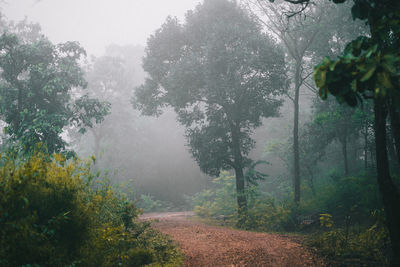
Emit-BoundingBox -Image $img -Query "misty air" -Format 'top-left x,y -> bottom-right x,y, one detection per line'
0,0 -> 399,266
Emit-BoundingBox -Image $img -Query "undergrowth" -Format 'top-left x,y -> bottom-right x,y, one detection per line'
0,151 -> 183,267
191,171 -> 392,266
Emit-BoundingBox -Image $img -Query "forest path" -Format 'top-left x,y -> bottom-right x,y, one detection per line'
141,212 -> 325,267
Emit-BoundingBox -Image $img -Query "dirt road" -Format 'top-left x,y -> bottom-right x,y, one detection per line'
141,212 -> 324,267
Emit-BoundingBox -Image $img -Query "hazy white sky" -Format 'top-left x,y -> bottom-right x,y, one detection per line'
2,0 -> 202,56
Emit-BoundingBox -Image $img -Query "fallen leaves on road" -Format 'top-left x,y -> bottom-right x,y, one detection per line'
142,212 -> 325,267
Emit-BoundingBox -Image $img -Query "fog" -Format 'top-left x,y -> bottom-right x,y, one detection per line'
3,0 -> 201,56
0,0 -> 384,212
1,1 -> 398,264
0,0 -> 322,206
2,0 -> 210,206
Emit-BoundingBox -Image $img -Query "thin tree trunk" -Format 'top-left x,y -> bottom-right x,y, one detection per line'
387,129 -> 398,165
388,100 -> 400,164
341,137 -> 349,176
305,164 -> 316,196
231,124 -> 247,225
364,122 -> 368,170
293,62 -> 301,204
373,98 -> 400,267
234,166 -> 247,225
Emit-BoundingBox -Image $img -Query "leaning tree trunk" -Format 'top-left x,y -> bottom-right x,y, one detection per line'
293,61 -> 301,204
231,124 -> 247,225
373,98 -> 400,266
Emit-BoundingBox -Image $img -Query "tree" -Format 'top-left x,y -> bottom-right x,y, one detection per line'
133,0 -> 286,221
84,56 -> 128,160
243,0 -> 354,203
77,49 -> 144,171
313,98 -> 363,176
0,32 -> 110,155
308,0 -> 400,265
248,1 -> 322,203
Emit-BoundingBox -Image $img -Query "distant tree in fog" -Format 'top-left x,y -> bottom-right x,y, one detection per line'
133,0 -> 286,222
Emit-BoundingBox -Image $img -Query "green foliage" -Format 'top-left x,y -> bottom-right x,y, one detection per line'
244,197 -> 295,232
192,171 -> 295,231
309,211 -> 390,266
314,36 -> 400,106
320,175 -> 381,221
193,171 -> 237,219
319,214 -> 333,228
0,32 -> 110,155
137,194 -> 173,213
313,0 -> 400,107
192,168 -> 391,264
312,2 -> 400,264
0,151 -> 182,266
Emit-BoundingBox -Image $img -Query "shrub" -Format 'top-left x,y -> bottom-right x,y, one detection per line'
192,171 -> 296,231
308,210 -> 390,266
192,171 -> 237,220
0,151 -> 182,266
137,194 -> 173,213
244,197 -> 296,232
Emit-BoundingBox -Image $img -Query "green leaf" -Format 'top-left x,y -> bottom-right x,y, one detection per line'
23,197 -> 29,207
314,68 -> 326,88
360,65 -> 376,82
329,60 -> 340,71
356,63 -> 367,72
365,44 -> 378,58
319,86 -> 328,100
351,79 -> 357,92
377,72 -> 393,89
381,60 -> 397,74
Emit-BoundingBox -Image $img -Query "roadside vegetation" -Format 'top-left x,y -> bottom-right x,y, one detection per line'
0,150 -> 183,266
191,170 -> 396,266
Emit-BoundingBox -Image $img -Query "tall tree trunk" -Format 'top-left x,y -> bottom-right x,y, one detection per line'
14,82 -> 23,133
364,122 -> 368,170
293,62 -> 301,204
387,129 -> 398,165
340,137 -> 349,176
305,164 -> 316,196
231,124 -> 247,225
388,100 -> 400,164
234,166 -> 247,225
373,98 -> 400,266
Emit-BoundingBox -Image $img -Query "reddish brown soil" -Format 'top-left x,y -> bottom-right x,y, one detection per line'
141,212 -> 325,267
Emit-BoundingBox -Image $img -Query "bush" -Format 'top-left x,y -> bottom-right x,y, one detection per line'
308,211 -> 390,266
244,197 -> 296,232
192,171 -> 237,221
0,151 -> 182,266
192,171 -> 295,231
137,194 -> 173,213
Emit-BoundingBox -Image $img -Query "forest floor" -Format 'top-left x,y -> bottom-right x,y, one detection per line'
141,212 -> 325,267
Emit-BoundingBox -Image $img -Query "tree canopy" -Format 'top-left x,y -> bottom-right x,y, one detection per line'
0,32 -> 110,155
133,0 -> 286,218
